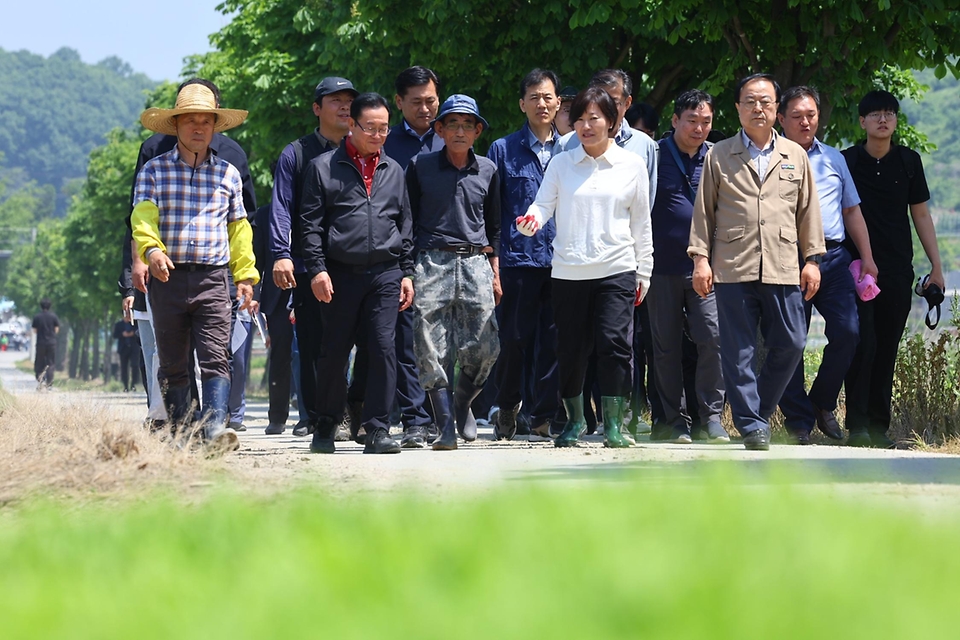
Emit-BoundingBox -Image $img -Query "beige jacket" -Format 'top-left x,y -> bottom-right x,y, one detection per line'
688,131 -> 824,285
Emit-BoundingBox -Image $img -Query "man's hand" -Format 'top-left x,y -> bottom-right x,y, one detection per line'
148,250 -> 175,283
801,262 -> 821,301
692,255 -> 713,298
516,214 -> 540,236
311,271 -> 334,303
133,257 -> 150,293
492,274 -> 503,306
273,258 -> 297,290
122,296 -> 134,322
237,279 -> 254,311
248,299 -> 260,315
858,256 -> 879,282
399,277 -> 415,312
927,266 -> 946,292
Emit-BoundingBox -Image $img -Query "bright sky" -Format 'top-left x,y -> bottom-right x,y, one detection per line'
0,0 -> 231,81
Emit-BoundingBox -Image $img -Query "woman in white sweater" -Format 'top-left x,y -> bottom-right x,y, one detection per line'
517,87 -> 653,448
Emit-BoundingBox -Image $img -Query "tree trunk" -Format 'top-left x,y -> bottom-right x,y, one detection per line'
102,310 -> 112,384
68,321 -> 81,379
92,320 -> 101,381
79,322 -> 90,380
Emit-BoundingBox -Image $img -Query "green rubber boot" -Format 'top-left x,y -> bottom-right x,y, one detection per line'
555,395 -> 587,448
601,396 -> 631,448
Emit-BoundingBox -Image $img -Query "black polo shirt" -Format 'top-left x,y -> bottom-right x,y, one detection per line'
405,147 -> 501,255
842,144 -> 929,278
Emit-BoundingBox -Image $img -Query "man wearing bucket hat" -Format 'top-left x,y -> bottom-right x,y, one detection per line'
131,82 -> 259,452
267,76 -> 358,438
406,94 -> 501,450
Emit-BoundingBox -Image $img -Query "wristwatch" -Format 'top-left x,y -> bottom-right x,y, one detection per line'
805,253 -> 823,265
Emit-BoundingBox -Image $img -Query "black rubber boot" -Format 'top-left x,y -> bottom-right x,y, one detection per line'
453,374 -> 483,442
200,377 -> 238,452
310,417 -> 337,454
163,383 -> 193,439
428,388 -> 457,451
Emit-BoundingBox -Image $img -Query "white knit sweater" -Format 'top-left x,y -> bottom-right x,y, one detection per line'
526,143 -> 653,287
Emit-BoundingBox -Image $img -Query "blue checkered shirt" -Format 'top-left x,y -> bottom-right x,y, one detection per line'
133,146 -> 246,265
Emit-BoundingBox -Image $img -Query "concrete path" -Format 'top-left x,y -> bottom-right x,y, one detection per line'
3,349 -> 960,512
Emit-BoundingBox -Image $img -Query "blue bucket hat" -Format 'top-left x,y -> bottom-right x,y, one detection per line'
434,94 -> 488,129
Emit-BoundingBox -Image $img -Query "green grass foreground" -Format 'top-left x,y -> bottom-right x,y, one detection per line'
0,478 -> 957,638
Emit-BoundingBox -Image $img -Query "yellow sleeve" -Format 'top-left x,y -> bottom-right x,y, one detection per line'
227,218 -> 260,285
131,201 -> 165,262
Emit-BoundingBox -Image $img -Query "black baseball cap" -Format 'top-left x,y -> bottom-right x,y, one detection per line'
314,77 -> 359,102
559,86 -> 579,101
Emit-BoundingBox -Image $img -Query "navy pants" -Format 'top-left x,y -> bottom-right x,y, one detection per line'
495,267 -> 559,425
266,292 -> 294,425
316,262 -> 401,433
779,246 -> 859,433
715,281 -> 806,436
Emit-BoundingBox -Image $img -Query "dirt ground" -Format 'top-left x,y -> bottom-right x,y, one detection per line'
4,349 -> 960,514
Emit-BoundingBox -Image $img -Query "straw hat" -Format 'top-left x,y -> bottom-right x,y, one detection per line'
140,84 -> 248,136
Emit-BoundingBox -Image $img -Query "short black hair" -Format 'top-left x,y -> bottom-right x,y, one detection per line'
589,69 -> 633,99
673,89 -> 715,117
40,298 -> 51,311
568,87 -> 619,134
178,78 -> 221,106
626,103 -> 659,132
519,68 -> 560,99
778,86 -> 820,115
395,66 -> 440,98
350,92 -> 391,121
735,73 -> 781,103
858,90 -> 899,117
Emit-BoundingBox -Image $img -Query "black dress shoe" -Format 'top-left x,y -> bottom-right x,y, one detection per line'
310,418 -> 336,454
292,419 -> 313,437
787,430 -> 811,445
400,425 -> 427,449
742,429 -> 770,451
813,406 -> 844,440
846,431 -> 872,448
264,422 -> 286,435
364,428 -> 401,454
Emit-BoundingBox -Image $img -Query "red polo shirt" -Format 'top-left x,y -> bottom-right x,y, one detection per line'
345,136 -> 380,196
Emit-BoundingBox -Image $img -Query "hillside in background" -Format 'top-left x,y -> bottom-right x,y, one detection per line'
0,47 -> 157,216
902,69 -> 960,214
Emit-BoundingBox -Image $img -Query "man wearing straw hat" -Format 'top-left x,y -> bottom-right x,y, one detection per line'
131,83 -> 260,452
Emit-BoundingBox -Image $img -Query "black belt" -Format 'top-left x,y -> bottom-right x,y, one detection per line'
173,263 -> 226,272
437,246 -> 487,256
825,240 -> 842,250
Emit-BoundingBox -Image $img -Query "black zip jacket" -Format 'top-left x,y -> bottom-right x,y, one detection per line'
299,145 -> 414,278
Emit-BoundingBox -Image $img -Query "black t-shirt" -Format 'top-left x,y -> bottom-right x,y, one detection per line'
113,320 -> 137,352
842,144 -> 930,278
32,311 -> 59,345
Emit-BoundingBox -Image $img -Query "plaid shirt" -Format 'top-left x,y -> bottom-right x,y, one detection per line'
133,146 -> 246,265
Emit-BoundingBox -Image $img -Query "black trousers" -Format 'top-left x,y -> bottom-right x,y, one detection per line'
266,290 -> 294,425
551,272 -> 635,399
315,263 -> 401,433
844,271 -> 914,436
495,267 -> 559,424
293,271 -> 325,422
118,347 -> 140,390
34,342 -> 56,384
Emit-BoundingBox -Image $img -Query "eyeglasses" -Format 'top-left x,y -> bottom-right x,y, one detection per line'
442,122 -> 478,132
866,111 -> 897,121
740,98 -> 777,109
354,122 -> 390,136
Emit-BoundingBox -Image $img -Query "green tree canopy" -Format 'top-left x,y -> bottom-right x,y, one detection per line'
194,0 -> 960,204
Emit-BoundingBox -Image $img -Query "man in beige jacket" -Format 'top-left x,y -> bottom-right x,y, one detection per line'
688,73 -> 825,450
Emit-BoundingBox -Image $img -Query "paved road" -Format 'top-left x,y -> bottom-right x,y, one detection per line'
3,349 -> 960,512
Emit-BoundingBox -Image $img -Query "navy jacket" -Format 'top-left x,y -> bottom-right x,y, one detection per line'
299,145 -> 414,278
486,123 -> 558,268
382,121 -> 445,170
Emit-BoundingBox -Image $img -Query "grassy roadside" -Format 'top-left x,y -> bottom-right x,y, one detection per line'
0,480 -> 958,638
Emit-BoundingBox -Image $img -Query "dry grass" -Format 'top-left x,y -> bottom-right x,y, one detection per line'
0,391 -> 225,507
